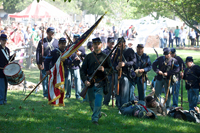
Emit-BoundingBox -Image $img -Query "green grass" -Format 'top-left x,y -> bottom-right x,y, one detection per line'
0,49 -> 200,133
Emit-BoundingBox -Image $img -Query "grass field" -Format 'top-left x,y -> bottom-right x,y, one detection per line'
0,49 -> 200,133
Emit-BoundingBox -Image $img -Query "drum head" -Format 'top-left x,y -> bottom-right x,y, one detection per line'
4,63 -> 20,76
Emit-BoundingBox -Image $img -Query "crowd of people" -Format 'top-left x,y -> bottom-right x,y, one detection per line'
0,21 -> 200,126
157,23 -> 200,48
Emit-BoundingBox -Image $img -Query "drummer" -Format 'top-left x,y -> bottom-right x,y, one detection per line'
0,34 -> 16,105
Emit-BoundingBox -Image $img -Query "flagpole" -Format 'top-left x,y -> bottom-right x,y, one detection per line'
23,74 -> 48,101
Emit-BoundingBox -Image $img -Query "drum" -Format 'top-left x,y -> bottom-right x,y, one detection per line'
3,63 -> 25,85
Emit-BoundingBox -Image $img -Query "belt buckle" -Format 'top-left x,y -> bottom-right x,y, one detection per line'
94,83 -> 99,87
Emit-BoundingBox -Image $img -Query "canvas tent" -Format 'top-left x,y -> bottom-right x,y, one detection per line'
9,0 -> 69,19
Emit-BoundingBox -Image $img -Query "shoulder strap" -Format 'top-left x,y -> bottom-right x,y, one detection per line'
92,52 -> 100,65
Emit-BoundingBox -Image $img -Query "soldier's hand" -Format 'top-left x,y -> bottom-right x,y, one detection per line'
75,56 -> 80,61
194,107 -> 200,113
163,72 -> 167,76
98,66 -> 104,72
84,80 -> 91,87
180,72 -> 184,78
37,64 -> 44,70
146,112 -> 153,116
158,71 -> 163,75
116,65 -> 120,71
118,62 -> 125,68
61,58 -> 65,62
76,50 -> 82,56
139,69 -> 144,73
46,71 -> 51,75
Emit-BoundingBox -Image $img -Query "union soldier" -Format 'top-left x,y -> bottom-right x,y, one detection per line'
36,27 -> 58,98
80,37 -> 113,125
120,100 -> 156,119
44,37 -> 68,105
112,37 -> 136,109
0,34 -> 16,105
102,37 -> 115,106
181,57 -> 200,111
65,34 -> 86,99
170,48 -> 185,107
134,44 -> 152,101
168,106 -> 200,123
152,47 -> 179,109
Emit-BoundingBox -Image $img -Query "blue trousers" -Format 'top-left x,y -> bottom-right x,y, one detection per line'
0,78 -> 7,104
103,75 -> 115,105
187,88 -> 199,111
115,74 -> 130,108
155,79 -> 172,108
172,80 -> 180,107
88,86 -> 104,122
180,38 -> 185,47
164,38 -> 167,48
175,37 -> 180,47
65,69 -> 81,99
160,38 -> 165,48
129,80 -> 135,101
41,69 -> 48,97
169,39 -> 174,48
135,77 -> 147,101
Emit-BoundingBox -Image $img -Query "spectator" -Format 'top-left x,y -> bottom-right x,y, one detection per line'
174,26 -> 180,47
180,26 -> 187,47
163,28 -> 168,48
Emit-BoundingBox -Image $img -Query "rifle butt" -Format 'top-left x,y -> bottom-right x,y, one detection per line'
80,87 -> 88,99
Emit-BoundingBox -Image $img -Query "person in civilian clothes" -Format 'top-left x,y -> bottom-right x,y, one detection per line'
170,48 -> 185,107
169,30 -> 174,48
65,34 -> 86,99
36,27 -> 58,98
181,57 -> 200,111
112,37 -> 136,109
152,48 -> 180,109
80,37 -> 113,125
102,37 -> 115,106
0,34 -> 16,105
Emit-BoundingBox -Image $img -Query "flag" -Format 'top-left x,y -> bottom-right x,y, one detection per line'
48,13 -> 106,106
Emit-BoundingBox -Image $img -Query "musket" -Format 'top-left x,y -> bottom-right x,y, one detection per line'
39,27 -> 45,81
117,38 -> 124,95
80,38 -> 122,98
110,48 -> 119,107
111,73 -> 115,107
163,61 -> 174,105
181,63 -> 183,107
65,32 -> 84,61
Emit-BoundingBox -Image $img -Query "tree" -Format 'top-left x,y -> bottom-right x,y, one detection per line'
3,0 -> 32,13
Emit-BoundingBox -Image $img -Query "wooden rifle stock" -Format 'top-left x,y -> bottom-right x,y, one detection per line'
163,61 -> 174,105
117,38 -> 124,95
181,63 -> 183,107
80,37 -> 123,98
111,73 -> 115,107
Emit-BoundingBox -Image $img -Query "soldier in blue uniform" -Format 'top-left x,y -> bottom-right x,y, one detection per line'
181,57 -> 200,111
65,34 -> 86,99
0,34 -> 16,105
120,100 -> 156,119
152,48 -> 179,108
44,37 -> 68,75
36,27 -> 58,98
134,44 -> 152,101
170,48 -> 186,107
102,37 -> 115,106
80,37 -> 113,125
87,41 -> 94,52
112,37 -> 137,109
